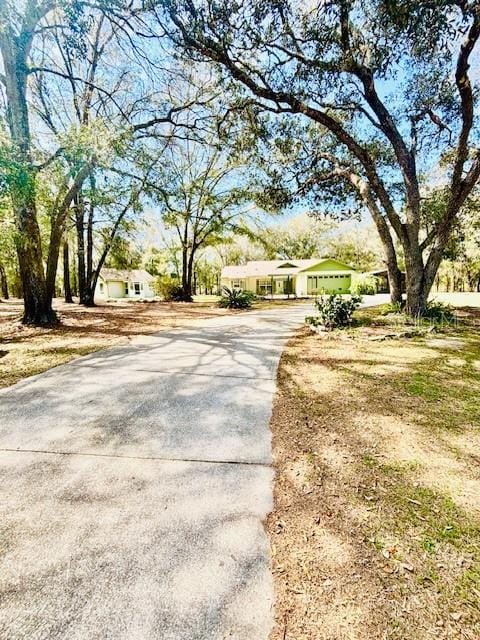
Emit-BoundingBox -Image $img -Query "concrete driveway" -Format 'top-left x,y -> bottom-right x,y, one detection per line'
0,303 -> 309,640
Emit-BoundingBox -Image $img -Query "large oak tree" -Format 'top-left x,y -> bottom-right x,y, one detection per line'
155,0 -> 480,314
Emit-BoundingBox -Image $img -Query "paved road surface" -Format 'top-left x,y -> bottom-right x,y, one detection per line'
0,296 -> 388,639
0,303 -> 310,640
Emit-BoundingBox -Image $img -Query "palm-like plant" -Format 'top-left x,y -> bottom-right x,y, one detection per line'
218,286 -> 255,309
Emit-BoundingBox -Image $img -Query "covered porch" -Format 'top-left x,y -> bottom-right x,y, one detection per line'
256,275 -> 296,297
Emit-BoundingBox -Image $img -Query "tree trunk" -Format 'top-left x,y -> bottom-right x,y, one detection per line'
179,244 -> 194,301
186,248 -> 196,299
0,264 -> 8,299
86,196 -> 94,287
82,286 -> 96,307
181,245 -> 189,293
46,221 -> 63,300
81,193 -> 96,307
71,240 -> 78,297
15,203 -> 56,324
404,251 -> 429,317
356,179 -> 403,305
63,242 -> 73,303
386,260 -> 403,305
75,195 -> 87,304
1,39 -> 56,324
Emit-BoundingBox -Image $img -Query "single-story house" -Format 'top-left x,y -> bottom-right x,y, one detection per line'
221,258 -> 356,297
368,268 -> 406,294
95,268 -> 156,299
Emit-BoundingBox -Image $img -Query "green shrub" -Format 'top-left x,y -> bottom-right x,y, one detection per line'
351,273 -> 378,295
154,276 -> 192,302
307,293 -> 362,330
422,300 -> 455,323
218,286 -> 255,309
380,300 -> 405,315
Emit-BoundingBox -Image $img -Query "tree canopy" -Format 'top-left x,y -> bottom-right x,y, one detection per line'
154,0 -> 480,313
1,0 -> 479,321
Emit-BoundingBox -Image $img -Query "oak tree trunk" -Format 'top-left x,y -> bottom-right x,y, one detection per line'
1,38 -> 56,324
0,264 -> 9,299
15,202 -> 56,324
404,253 -> 429,317
63,242 -> 73,303
82,287 -> 96,307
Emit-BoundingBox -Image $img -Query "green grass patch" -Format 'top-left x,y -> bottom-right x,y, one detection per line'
373,465 -> 480,556
455,567 -> 480,608
405,372 -> 442,401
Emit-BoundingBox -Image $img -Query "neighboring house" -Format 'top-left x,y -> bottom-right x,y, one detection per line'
95,268 -> 156,300
368,268 -> 406,294
221,258 -> 356,297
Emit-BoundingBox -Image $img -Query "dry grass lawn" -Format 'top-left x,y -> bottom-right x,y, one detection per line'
0,297 -> 231,389
267,306 -> 480,640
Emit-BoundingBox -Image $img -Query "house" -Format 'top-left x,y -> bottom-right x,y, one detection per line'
221,258 -> 356,297
368,268 -> 406,294
95,268 -> 156,300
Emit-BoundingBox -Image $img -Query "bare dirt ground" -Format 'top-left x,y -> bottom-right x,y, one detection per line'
267,306 -> 480,640
0,297 -> 231,389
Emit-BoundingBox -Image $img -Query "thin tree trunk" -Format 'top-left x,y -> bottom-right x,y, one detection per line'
75,195 -> 87,304
386,259 -> 403,305
81,196 -> 95,307
0,263 -> 9,299
186,248 -> 196,300
353,176 -> 403,305
181,243 -> 189,293
71,237 -> 78,297
86,195 -> 94,287
63,242 -> 73,303
45,221 -> 63,300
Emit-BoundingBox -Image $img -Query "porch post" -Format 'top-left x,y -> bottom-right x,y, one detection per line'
271,275 -> 274,299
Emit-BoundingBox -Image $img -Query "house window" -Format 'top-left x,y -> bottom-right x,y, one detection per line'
232,279 -> 245,289
134,282 -> 141,295
125,282 -> 129,295
99,282 -> 104,293
256,279 -> 272,296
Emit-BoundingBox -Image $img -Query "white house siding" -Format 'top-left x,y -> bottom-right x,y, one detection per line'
125,281 -> 155,298
95,278 -> 155,300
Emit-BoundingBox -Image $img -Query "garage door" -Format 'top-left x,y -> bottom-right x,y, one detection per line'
307,274 -> 351,294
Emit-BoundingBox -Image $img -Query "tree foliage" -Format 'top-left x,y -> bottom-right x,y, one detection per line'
155,0 -> 480,315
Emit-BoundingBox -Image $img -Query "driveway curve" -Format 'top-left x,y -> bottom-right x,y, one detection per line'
0,303 -> 309,640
